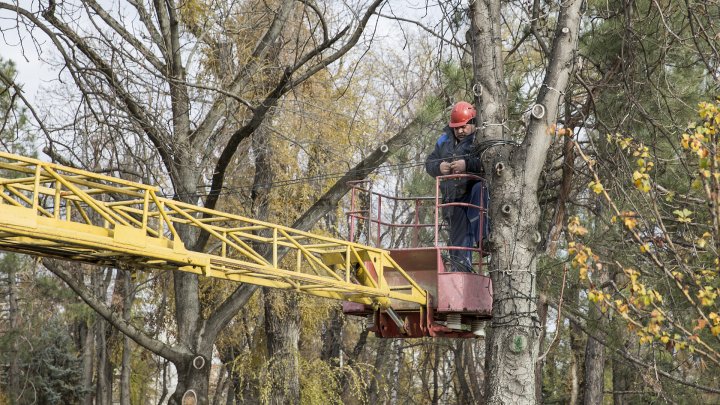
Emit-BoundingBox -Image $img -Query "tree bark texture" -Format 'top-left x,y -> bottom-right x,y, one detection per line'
583,334 -> 605,404
535,294 -> 548,404
569,285 -> 582,405
6,258 -> 19,405
263,288 -> 301,405
119,271 -> 134,405
320,306 -> 345,364
470,0 -> 584,403
582,270 -> 609,405
368,338 -> 391,404
80,318 -> 95,405
94,270 -> 114,405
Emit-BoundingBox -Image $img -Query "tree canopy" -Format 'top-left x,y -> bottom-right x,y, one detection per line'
2,0 -> 720,404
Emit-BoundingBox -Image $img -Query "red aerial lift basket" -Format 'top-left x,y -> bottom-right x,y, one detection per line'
343,175 -> 492,338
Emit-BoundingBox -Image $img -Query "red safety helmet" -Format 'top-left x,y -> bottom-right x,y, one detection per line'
449,101 -> 477,128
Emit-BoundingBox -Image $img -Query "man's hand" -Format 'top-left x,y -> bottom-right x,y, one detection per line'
439,161 -> 452,175
450,159 -> 466,174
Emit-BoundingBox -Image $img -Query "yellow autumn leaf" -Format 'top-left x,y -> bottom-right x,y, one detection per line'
623,216 -> 637,229
681,133 -> 691,149
568,216 -> 588,236
588,180 -> 604,194
588,290 -> 598,302
673,208 -> 693,223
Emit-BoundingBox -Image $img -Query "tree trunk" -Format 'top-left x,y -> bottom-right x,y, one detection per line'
470,0 -> 584,402
569,285 -> 582,405
120,335 -> 132,405
80,318 -> 95,405
173,359 -> 213,405
583,272 -> 608,405
432,343 -> 440,405
6,256 -> 19,405
455,341 -> 473,404
94,269 -> 114,405
570,352 -> 579,405
368,338 -> 391,404
120,271 -> 134,405
263,288 -> 301,404
341,328 -> 369,401
389,340 -> 403,404
95,318 -> 113,405
536,294 -> 549,404
321,305 -> 345,365
212,366 -> 228,405
583,334 -> 605,404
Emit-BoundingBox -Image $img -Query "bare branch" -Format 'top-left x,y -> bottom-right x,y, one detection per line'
84,0 -> 165,71
376,12 -> 468,51
128,0 -> 168,60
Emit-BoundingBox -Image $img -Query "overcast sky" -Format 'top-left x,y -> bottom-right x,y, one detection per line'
2,1 -> 456,108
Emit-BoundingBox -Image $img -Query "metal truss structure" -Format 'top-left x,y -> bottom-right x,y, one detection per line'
0,151 -> 427,310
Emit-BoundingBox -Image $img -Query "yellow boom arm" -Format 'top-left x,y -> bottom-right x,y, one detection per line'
0,152 -> 426,309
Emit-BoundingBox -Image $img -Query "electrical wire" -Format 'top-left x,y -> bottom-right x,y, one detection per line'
158,138 -> 521,200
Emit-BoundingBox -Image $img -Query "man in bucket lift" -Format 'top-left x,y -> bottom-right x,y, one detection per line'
425,101 -> 488,273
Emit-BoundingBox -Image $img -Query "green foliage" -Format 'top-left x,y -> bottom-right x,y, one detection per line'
0,255 -> 104,404
533,2 -> 720,400
0,57 -> 32,155
24,324 -> 88,404
439,62 -> 473,102
567,100 -> 720,401
0,316 -> 88,404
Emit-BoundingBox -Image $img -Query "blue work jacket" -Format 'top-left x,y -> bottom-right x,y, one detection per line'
424,126 -> 483,201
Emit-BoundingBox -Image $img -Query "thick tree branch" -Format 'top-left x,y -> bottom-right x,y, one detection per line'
299,0 -> 329,43
44,260 -> 185,362
153,0 -> 172,55
203,107 -> 441,336
197,69 -> 292,226
521,0 -> 583,187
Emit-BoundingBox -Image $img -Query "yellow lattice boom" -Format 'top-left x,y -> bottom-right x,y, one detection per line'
0,151 -> 427,309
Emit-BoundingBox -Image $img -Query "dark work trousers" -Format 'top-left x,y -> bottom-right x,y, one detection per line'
443,182 -> 488,272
